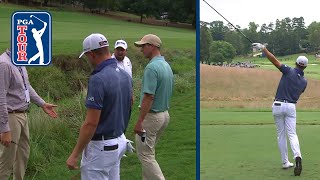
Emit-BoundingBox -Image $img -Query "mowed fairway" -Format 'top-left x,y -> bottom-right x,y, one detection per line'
201,63 -> 320,179
0,4 -> 195,54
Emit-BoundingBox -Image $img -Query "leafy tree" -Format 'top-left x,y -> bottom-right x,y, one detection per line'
169,0 -> 195,26
308,22 -> 320,51
209,21 -> 228,41
130,0 -> 157,23
200,23 -> 212,63
209,41 -> 236,64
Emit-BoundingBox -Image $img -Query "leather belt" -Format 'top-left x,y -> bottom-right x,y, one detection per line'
8,110 -> 28,114
91,134 -> 117,141
149,109 -> 158,113
149,109 -> 166,113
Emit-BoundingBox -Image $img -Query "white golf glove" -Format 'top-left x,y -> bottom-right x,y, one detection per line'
126,139 -> 135,153
252,43 -> 265,51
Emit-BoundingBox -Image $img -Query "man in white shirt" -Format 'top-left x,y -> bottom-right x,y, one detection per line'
112,40 -> 132,78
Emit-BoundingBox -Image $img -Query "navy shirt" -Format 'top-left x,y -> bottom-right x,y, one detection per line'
85,58 -> 132,137
275,64 -> 307,103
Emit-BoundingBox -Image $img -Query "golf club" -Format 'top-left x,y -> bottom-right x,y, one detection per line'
30,15 -> 46,24
203,0 -> 253,43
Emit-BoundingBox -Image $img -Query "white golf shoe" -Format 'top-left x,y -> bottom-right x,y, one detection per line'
282,162 -> 294,169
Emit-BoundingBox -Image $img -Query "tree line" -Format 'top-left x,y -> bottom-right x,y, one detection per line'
201,17 -> 320,64
5,0 -> 195,27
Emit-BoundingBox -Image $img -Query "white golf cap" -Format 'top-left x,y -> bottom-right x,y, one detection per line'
79,33 -> 109,58
114,40 -> 127,50
296,56 -> 308,67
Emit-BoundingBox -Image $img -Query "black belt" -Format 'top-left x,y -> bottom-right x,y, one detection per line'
8,110 -> 28,114
274,99 -> 296,104
91,134 -> 117,141
104,144 -> 118,151
149,110 -> 166,113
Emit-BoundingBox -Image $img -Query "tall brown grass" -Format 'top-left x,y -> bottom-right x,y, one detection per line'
200,64 -> 320,109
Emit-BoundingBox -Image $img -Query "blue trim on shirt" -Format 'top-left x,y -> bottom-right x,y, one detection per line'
85,104 -> 103,110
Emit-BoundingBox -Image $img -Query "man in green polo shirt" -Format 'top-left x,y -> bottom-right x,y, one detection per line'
134,34 -> 174,180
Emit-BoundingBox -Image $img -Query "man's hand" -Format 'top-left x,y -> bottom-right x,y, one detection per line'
134,121 -> 144,136
42,103 -> 58,118
252,43 -> 265,51
0,131 -> 11,147
66,154 -> 79,170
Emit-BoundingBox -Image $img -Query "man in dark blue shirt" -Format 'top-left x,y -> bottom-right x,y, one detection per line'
253,43 -> 307,176
66,33 -> 132,179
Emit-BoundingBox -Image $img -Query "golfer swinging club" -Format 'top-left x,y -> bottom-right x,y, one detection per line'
28,15 -> 47,65
253,43 -> 306,176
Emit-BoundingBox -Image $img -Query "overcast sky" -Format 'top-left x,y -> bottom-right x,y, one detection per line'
200,0 -> 319,29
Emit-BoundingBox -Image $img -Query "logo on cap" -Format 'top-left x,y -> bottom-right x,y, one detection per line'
99,40 -> 109,46
11,11 -> 52,66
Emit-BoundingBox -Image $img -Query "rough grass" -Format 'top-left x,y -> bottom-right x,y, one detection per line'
234,54 -> 320,79
200,64 -> 320,110
24,90 -> 196,180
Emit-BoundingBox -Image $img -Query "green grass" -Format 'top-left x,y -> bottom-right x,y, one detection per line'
201,110 -> 320,125
202,52 -> 320,179
24,90 -> 196,180
201,109 -> 320,179
0,3 -> 195,180
0,4 -> 195,54
201,124 -> 320,180
233,54 -> 320,80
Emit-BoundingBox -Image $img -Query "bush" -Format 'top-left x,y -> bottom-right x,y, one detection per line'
173,70 -> 195,93
209,41 -> 236,63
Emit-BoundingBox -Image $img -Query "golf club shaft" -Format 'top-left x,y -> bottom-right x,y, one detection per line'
202,0 -> 253,43
31,15 -> 45,24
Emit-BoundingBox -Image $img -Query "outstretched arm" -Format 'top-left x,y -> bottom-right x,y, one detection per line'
38,22 -> 47,37
262,47 -> 282,69
252,43 -> 282,69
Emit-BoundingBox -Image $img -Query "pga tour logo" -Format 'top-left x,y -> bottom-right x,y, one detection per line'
11,11 -> 51,66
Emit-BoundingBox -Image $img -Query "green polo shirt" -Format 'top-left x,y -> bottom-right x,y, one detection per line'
140,55 -> 174,112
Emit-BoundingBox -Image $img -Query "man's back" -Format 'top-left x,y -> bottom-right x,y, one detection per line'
275,65 -> 307,103
86,59 -> 132,137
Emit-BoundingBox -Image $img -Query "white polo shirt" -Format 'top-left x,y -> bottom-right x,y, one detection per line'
111,54 -> 132,78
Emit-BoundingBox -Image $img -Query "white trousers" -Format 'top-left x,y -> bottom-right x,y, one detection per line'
272,101 -> 301,164
80,134 -> 127,180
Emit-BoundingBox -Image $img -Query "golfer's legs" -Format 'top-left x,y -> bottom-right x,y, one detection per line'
81,141 -> 118,180
109,134 -> 127,180
136,113 -> 166,180
13,113 -> 30,180
273,104 -> 288,164
0,113 -> 22,180
285,104 -> 301,159
155,111 -> 169,144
